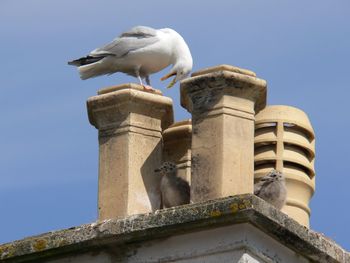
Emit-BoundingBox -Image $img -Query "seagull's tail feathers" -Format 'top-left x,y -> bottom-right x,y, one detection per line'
68,55 -> 116,80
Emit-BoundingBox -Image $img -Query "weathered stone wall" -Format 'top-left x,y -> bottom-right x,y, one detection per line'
46,224 -> 309,263
1,195 -> 348,263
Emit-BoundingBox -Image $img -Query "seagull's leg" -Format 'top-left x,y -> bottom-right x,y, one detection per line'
145,76 -> 151,86
142,75 -> 156,91
135,70 -> 155,92
137,75 -> 144,86
141,80 -> 156,92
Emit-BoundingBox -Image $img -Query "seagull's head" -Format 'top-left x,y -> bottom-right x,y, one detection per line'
160,60 -> 193,89
261,170 -> 285,183
154,161 -> 177,176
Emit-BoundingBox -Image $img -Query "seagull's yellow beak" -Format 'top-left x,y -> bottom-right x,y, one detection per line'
166,78 -> 177,89
161,72 -> 177,89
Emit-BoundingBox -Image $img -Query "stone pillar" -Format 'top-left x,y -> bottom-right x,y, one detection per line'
163,119 -> 192,184
87,83 -> 173,220
255,105 -> 315,227
181,65 -> 267,202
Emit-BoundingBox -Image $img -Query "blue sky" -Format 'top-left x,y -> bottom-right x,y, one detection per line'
1,0 -> 349,250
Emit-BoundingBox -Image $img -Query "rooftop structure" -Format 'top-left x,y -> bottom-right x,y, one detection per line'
1,65 -> 348,263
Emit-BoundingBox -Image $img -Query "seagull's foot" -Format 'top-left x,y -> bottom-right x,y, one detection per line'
142,84 -> 156,92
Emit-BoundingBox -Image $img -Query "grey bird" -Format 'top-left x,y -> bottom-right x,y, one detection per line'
254,170 -> 287,210
68,26 -> 193,91
155,162 -> 190,208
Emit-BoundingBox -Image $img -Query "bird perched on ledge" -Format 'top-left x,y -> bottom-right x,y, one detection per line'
68,26 -> 193,91
254,169 -> 287,210
155,162 -> 190,208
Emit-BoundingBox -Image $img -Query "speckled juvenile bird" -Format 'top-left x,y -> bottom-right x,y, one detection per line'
155,162 -> 190,208
254,170 -> 287,210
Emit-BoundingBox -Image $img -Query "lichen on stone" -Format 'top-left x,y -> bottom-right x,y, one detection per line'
210,210 -> 222,217
32,239 -> 47,252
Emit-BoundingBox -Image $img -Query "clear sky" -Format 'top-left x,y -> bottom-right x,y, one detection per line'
1,0 -> 349,250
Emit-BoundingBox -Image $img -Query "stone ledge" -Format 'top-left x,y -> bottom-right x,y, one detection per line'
191,64 -> 257,78
180,69 -> 267,115
97,83 -> 162,95
0,194 -> 348,263
87,83 -> 174,131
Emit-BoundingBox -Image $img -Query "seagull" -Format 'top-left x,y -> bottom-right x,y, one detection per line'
155,162 -> 190,208
254,170 -> 287,210
68,26 -> 193,91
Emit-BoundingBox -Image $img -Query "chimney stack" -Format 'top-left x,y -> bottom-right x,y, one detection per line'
86,66 -> 315,229
87,84 -> 173,220
180,65 -> 267,202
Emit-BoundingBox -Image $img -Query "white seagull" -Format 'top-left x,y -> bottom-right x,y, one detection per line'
68,26 -> 193,90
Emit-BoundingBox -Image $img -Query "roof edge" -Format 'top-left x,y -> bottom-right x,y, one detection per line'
0,194 -> 348,263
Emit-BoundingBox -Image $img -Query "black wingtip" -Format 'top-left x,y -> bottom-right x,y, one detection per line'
67,60 -> 76,66
67,56 -> 106,67
67,58 -> 83,66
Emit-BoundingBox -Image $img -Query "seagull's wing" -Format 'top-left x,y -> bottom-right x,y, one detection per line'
119,26 -> 158,38
254,182 -> 263,195
90,26 -> 160,57
254,179 -> 271,196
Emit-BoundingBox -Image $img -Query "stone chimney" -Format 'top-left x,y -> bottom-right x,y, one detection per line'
181,65 -> 267,202
86,65 -> 315,227
87,83 -> 173,220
